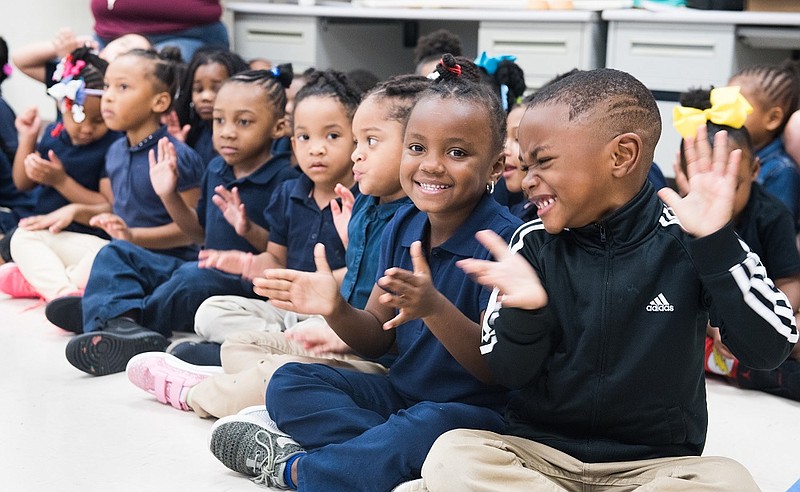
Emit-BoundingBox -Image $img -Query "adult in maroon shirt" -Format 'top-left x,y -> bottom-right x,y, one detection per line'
91,0 -> 228,62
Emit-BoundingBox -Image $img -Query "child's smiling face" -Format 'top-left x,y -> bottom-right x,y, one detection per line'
400,96 -> 503,223
519,102 -> 620,234
503,105 -> 526,194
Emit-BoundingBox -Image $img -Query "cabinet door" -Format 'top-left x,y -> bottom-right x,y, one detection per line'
478,21 -> 604,90
607,21 -> 735,92
233,14 -> 318,69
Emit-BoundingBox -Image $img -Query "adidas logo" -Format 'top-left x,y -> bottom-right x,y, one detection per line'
646,293 -> 674,312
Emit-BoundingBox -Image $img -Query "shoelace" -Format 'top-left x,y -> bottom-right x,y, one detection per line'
250,429 -> 279,487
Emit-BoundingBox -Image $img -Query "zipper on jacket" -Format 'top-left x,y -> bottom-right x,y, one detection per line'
598,223 -> 607,243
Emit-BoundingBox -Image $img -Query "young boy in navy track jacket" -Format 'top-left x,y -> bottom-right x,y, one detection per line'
423,68 -> 797,491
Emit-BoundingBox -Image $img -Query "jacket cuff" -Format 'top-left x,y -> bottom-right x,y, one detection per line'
687,223 -> 746,277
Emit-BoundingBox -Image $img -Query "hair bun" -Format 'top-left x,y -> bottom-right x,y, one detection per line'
273,63 -> 294,89
158,46 -> 184,63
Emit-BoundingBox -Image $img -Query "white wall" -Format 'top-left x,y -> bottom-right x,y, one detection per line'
1,0 -> 95,121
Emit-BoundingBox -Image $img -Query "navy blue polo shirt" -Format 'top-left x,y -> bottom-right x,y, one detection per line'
263,174 -> 351,272
379,194 -> 521,408
0,97 -> 17,155
190,120 -> 217,166
340,194 -> 412,309
0,150 -> 34,217
32,123 -> 121,235
198,152 -> 298,252
105,125 -> 205,258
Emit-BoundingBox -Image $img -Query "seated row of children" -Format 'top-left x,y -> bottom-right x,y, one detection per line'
0,26 -> 798,490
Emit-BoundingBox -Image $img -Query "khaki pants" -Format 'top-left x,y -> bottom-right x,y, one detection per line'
194,295 -> 320,343
421,429 -> 760,491
188,329 -> 388,418
9,229 -> 107,301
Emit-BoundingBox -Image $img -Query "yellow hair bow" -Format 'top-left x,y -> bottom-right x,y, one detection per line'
672,86 -> 753,139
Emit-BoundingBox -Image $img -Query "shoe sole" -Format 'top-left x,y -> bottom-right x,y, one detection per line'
65,330 -> 169,376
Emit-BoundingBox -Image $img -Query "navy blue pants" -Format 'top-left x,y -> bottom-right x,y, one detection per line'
82,241 -> 256,335
267,363 -> 506,492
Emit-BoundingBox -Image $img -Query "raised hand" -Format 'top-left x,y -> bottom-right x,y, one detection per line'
378,241 -> 442,330
658,126 -> 741,238
457,229 -> 548,310
15,107 -> 42,138
330,183 -> 355,247
211,186 -> 252,237
89,213 -> 132,241
285,322 -> 351,355
148,137 -> 179,198
163,110 -> 191,142
24,150 -> 67,186
18,205 -> 76,233
253,243 -> 341,315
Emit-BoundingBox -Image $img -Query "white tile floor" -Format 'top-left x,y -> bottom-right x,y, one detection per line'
2,294 -> 799,492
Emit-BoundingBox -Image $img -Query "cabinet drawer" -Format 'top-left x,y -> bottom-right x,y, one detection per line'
479,21 -> 602,90
233,14 -> 318,66
607,22 -> 734,92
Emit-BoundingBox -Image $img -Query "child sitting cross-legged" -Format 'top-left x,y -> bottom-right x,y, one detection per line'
49,67 -> 297,376
124,74 -> 428,418
159,69 -> 361,365
420,68 -> 796,491
207,54 -> 523,491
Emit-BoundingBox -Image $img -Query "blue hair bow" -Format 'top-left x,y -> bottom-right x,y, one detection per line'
474,52 -> 517,76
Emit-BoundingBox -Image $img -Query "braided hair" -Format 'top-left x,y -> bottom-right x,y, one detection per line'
293,69 -> 363,122
221,65 -> 295,119
420,53 -> 507,154
175,48 -> 249,146
63,46 -> 108,90
480,59 -> 527,113
120,47 -> 184,111
365,74 -> 431,125
731,62 -> 800,136
678,86 -> 755,173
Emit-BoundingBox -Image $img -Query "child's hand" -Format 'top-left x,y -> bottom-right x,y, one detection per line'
253,243 -> 341,315
52,27 -> 96,58
89,213 -> 132,241
378,241 -> 442,330
18,206 -> 76,233
707,324 -> 735,360
15,107 -> 42,138
163,110 -> 191,142
457,230 -> 549,310
212,186 -> 252,237
148,137 -> 179,198
285,322 -> 351,355
330,183 -> 355,247
198,249 -> 250,275
24,150 -> 67,186
658,126 -> 741,238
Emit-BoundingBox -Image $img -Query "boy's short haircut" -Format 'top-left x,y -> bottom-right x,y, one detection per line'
528,68 -> 662,165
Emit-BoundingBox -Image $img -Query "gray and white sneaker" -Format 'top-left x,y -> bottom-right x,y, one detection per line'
209,414 -> 304,489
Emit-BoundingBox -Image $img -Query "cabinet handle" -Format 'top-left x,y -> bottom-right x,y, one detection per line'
491,40 -> 568,54
629,39 -> 716,58
246,28 -> 305,44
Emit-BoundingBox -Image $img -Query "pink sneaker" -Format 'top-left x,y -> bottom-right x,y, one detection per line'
126,352 -> 222,411
0,263 -> 41,299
